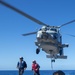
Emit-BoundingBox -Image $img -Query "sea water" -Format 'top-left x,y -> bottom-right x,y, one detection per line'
0,70 -> 75,75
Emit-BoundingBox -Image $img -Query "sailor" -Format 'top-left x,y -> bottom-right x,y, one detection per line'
53,70 -> 65,75
17,57 -> 27,75
32,60 -> 40,75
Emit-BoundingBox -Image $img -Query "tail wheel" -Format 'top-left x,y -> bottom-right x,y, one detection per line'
51,59 -> 55,62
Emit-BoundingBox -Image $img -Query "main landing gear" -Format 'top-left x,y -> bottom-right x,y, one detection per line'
36,48 -> 40,54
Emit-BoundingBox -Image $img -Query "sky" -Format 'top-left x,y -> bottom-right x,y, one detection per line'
0,0 -> 75,70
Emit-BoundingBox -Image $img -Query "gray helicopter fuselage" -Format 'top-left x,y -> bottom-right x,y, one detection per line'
0,1 -> 74,61
36,26 -> 61,54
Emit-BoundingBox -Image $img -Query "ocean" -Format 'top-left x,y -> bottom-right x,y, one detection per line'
0,70 -> 75,75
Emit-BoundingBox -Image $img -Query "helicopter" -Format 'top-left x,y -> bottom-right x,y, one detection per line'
0,1 -> 75,62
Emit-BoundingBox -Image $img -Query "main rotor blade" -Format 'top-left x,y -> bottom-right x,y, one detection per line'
22,32 -> 37,36
66,34 -> 75,37
0,1 -> 48,26
60,20 -> 75,28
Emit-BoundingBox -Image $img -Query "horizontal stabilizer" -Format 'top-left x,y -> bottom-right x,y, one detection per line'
46,55 -> 67,59
57,55 -> 67,59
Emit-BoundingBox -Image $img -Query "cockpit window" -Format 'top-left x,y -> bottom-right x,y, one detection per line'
50,28 -> 57,32
51,33 -> 58,39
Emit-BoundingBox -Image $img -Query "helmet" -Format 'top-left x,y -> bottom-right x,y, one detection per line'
32,60 -> 36,63
19,57 -> 23,59
41,26 -> 47,31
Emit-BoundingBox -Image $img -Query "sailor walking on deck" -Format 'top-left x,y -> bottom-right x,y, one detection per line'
17,57 -> 27,75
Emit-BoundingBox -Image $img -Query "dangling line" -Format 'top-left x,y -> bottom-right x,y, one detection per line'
51,58 -> 53,70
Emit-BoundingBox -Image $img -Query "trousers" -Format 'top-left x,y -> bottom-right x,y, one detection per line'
19,69 -> 24,75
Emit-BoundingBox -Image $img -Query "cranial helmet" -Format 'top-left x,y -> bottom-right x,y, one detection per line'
32,60 -> 36,63
20,57 -> 23,59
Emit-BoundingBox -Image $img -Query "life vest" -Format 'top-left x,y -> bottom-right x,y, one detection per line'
17,61 -> 27,69
32,63 -> 40,72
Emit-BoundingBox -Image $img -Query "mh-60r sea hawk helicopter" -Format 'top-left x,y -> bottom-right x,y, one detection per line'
1,1 -> 75,62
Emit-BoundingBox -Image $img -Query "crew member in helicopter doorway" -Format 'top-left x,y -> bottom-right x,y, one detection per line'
32,60 -> 40,75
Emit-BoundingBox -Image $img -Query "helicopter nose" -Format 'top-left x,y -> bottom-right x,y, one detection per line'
42,31 -> 46,34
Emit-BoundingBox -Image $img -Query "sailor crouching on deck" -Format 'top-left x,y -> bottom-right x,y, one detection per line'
17,57 -> 27,75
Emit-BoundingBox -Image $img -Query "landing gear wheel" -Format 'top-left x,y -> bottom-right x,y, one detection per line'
36,48 -> 40,54
60,50 -> 63,56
